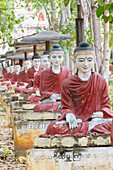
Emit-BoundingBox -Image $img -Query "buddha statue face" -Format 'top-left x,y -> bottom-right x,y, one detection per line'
50,52 -> 64,67
9,66 -> 14,73
76,54 -> 95,74
24,60 -> 31,71
14,65 -> 21,73
32,59 -> 41,69
41,56 -> 50,69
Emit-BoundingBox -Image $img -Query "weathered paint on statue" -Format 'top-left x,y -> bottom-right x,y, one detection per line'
31,44 -> 72,112
42,42 -> 113,137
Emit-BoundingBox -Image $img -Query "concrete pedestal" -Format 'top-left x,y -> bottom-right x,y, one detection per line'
26,147 -> 113,170
14,112 -> 61,155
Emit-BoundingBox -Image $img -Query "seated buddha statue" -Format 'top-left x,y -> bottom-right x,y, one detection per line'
42,42 -> 113,137
27,44 -> 72,113
15,59 -> 31,93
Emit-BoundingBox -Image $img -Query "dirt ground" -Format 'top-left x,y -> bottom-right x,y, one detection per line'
0,105 -> 27,170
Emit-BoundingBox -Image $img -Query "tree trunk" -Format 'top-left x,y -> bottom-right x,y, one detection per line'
102,1 -> 110,81
51,0 -> 58,30
59,3 -> 66,30
80,0 -> 89,29
91,3 -> 102,73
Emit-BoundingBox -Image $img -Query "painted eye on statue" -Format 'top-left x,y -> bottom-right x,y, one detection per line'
88,58 -> 93,62
78,59 -> 84,62
58,55 -> 63,58
52,55 -> 57,59
43,60 -> 47,63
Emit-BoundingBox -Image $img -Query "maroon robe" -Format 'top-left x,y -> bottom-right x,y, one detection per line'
2,68 -> 7,76
4,72 -> 13,81
20,70 -> 41,95
27,67 -> 42,81
11,73 -> 19,84
19,67 -> 43,95
44,73 -> 113,137
15,70 -> 29,93
32,66 -> 72,111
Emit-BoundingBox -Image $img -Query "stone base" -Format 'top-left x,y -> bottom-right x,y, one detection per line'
10,101 -> 27,113
26,147 -> 113,170
14,114 -> 59,155
12,110 -> 61,140
34,135 -> 111,148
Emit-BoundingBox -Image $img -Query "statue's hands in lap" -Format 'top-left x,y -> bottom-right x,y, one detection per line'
91,111 -> 103,118
36,90 -> 40,96
50,93 -> 61,100
66,113 -> 78,130
24,83 -> 28,87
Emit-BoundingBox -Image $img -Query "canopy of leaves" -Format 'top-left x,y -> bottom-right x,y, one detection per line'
0,0 -> 24,46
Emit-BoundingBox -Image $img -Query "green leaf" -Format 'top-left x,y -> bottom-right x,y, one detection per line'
96,6 -> 104,18
109,3 -> 113,14
94,1 -> 98,5
64,0 -> 69,7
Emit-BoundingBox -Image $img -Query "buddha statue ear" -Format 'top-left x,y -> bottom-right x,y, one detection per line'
74,59 -> 78,74
92,63 -> 95,72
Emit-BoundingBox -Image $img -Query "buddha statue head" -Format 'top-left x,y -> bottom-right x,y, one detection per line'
49,44 -> 64,68
41,51 -> 50,70
23,59 -> 31,71
74,42 -> 98,75
14,63 -> 21,74
32,53 -> 41,70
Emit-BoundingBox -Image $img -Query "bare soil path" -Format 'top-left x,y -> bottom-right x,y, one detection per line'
0,105 -> 27,170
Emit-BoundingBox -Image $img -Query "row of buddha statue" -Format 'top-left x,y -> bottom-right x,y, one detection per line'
1,42 -> 113,144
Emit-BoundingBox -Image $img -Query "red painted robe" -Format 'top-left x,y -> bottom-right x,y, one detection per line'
32,66 -> 72,111
19,67 -> 43,95
4,72 -> 13,81
44,73 -> 113,137
11,73 -> 19,84
27,67 -> 42,81
2,68 -> 7,76
15,70 -> 29,93
21,70 -> 41,95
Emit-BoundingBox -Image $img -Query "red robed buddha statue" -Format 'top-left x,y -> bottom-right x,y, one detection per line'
27,51 -> 50,97
15,59 -> 31,93
28,44 -> 72,112
7,63 -> 21,89
42,42 -> 113,138
27,53 -> 42,81
1,65 -> 14,87
20,53 -> 42,95
4,64 -> 14,81
11,63 -> 21,85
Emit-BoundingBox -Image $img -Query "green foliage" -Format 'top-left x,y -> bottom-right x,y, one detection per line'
95,1 -> 113,23
0,0 -> 24,46
94,1 -> 113,48
96,6 -> 104,18
84,28 -> 94,45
